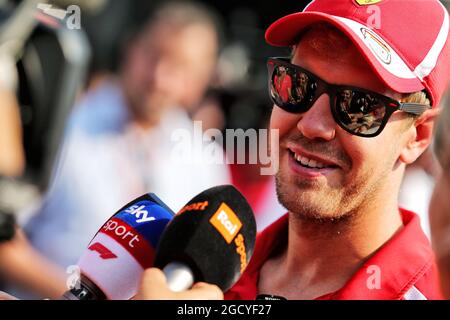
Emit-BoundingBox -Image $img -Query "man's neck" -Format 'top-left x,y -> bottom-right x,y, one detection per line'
258,196 -> 403,300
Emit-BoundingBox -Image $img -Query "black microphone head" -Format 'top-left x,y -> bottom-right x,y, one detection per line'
154,185 -> 256,292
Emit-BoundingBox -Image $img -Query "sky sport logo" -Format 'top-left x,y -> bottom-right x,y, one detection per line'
124,205 -> 156,223
37,3 -> 81,30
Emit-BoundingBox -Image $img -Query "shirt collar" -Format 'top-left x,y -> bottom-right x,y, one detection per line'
330,209 -> 435,299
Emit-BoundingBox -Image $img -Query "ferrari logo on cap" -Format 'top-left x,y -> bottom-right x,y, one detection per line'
355,0 -> 382,5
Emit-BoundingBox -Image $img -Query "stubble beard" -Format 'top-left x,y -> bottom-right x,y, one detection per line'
275,164 -> 383,225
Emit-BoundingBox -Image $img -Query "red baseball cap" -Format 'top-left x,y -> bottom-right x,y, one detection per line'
266,0 -> 450,107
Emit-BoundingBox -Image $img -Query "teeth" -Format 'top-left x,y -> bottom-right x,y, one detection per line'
293,152 -> 328,169
309,159 -> 317,168
300,156 -> 309,166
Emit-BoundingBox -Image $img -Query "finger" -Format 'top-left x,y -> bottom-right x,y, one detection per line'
135,268 -> 170,300
142,268 -> 167,285
178,282 -> 223,300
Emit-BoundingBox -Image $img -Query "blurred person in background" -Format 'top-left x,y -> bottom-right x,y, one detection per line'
24,0 -> 230,269
430,89 -> 450,299
0,49 -> 66,299
430,3 -> 450,298
399,147 -> 441,238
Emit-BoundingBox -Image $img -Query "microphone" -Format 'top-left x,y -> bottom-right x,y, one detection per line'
153,185 -> 257,292
62,193 -> 174,300
256,294 -> 287,300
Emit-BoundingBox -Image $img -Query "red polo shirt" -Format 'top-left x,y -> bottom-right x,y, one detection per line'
225,208 -> 443,300
274,74 -> 292,103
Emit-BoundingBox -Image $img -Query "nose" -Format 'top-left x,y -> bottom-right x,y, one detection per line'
297,94 -> 336,141
152,60 -> 176,93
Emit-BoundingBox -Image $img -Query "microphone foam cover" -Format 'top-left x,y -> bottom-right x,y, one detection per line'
154,185 -> 256,292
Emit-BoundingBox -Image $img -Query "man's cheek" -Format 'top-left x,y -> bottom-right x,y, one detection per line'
269,107 -> 300,136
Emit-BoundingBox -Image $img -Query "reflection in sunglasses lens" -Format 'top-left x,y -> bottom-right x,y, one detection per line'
272,65 -> 294,104
337,91 -> 386,135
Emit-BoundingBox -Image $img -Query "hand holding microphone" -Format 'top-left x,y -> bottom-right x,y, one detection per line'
135,268 -> 223,300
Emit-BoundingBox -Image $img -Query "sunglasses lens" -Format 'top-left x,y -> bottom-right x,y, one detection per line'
267,59 -> 394,138
269,62 -> 316,113
335,91 -> 386,136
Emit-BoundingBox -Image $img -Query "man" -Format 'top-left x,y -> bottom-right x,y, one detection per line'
273,66 -> 294,103
25,1 -> 229,268
140,0 -> 450,300
336,89 -> 354,125
293,72 -> 310,105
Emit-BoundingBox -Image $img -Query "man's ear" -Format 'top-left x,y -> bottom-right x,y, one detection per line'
399,108 -> 440,165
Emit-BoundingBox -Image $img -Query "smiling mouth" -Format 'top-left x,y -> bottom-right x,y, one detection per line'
289,150 -> 339,170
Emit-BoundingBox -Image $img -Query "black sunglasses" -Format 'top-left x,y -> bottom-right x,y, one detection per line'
267,57 -> 431,138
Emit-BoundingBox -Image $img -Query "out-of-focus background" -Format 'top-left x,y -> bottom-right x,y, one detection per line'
0,0 -> 448,299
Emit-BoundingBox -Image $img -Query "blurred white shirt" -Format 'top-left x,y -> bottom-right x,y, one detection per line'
24,79 -> 230,268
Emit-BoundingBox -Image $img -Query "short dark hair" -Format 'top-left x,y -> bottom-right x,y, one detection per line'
139,1 -> 224,49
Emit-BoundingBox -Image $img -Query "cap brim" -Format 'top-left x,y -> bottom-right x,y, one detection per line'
265,12 -> 425,94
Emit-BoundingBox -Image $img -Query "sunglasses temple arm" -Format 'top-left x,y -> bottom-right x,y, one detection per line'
399,103 -> 432,115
